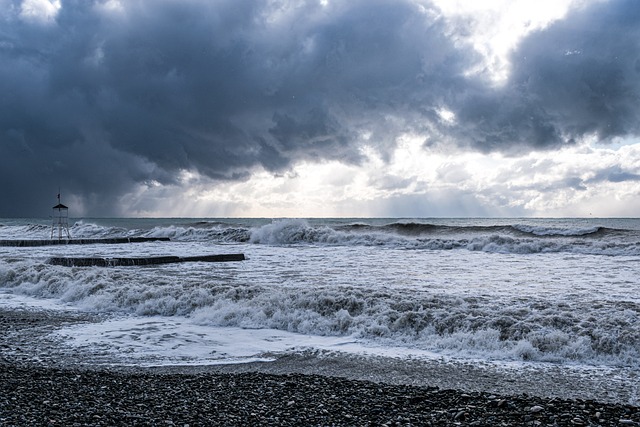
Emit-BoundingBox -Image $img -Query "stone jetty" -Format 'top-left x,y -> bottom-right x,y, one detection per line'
48,253 -> 246,267
0,237 -> 171,247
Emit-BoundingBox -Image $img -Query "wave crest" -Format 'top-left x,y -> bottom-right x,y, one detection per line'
512,224 -> 603,237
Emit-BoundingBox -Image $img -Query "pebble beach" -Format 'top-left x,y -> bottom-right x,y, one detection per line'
1,307 -> 639,426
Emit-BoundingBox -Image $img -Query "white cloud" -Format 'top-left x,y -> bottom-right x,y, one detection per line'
19,0 -> 60,24
430,0 -> 578,82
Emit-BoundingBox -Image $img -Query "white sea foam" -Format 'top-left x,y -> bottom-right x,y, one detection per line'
1,245 -> 638,367
0,290 -> 80,311
0,222 -> 50,239
52,315 -> 449,367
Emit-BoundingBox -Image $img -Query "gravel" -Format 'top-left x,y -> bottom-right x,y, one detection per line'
1,307 -> 639,426
2,366 -> 639,426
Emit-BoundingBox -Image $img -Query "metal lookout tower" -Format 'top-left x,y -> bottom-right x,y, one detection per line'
51,192 -> 71,240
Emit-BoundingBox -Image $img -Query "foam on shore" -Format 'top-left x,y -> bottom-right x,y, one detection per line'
0,295 -> 638,405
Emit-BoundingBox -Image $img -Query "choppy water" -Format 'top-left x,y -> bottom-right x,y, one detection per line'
0,217 -> 639,373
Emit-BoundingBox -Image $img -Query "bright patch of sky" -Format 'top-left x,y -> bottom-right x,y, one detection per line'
19,0 -> 60,24
431,0 -> 580,82
120,136 -> 640,218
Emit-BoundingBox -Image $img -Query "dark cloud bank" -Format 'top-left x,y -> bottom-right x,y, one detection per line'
1,0 -> 639,216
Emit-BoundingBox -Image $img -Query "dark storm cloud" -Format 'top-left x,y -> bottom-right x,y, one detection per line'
1,0 -> 639,216
448,0 -> 640,153
1,0 -> 469,215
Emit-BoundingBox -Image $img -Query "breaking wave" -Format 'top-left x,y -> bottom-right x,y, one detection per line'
1,259 -> 638,368
246,219 -> 640,255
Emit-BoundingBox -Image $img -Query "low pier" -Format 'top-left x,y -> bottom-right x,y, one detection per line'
0,237 -> 171,247
48,253 -> 246,267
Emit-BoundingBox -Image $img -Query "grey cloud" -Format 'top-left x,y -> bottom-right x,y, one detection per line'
587,165 -> 640,183
367,174 -> 415,191
1,0 -> 639,216
2,0 -> 471,215
447,0 -> 640,152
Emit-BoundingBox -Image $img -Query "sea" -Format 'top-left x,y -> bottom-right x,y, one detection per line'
1,217 -> 639,400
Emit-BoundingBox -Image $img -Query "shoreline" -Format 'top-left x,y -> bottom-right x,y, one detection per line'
1,307 -> 639,425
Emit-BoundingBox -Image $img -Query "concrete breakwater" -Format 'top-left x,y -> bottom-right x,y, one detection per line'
48,253 -> 246,267
0,237 -> 171,247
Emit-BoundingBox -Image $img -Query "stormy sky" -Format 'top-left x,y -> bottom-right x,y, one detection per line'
2,0 -> 640,217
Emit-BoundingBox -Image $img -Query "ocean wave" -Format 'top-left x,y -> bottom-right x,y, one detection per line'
70,221 -> 133,239
512,224 -> 604,237
146,225 -> 251,242
2,260 -> 637,367
338,222 -> 511,236
1,219 -> 638,256
0,223 -> 50,239
249,219 -> 343,245
340,221 -> 610,238
245,219 -> 640,255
